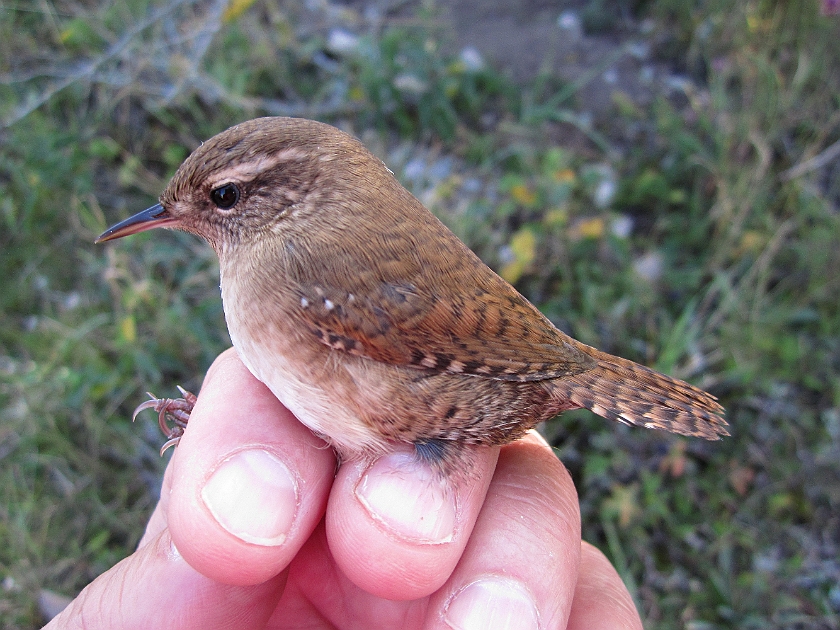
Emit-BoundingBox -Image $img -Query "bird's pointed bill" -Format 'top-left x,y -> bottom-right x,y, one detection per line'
95,203 -> 177,243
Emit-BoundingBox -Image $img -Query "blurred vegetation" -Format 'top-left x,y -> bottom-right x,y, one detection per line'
1,0 -> 839,627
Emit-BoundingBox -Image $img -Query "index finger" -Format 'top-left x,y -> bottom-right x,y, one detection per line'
166,348 -> 337,585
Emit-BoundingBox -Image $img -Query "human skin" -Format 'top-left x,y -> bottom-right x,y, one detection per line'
45,348 -> 643,630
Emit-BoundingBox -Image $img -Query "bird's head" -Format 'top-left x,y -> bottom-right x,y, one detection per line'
96,117 -> 385,254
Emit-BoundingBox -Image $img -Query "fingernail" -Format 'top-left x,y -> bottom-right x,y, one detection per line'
355,451 -> 457,544
200,449 -> 298,546
443,577 -> 541,630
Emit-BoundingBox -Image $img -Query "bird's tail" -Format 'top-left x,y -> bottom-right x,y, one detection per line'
550,344 -> 728,440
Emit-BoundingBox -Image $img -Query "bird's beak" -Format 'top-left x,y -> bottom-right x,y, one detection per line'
95,203 -> 178,243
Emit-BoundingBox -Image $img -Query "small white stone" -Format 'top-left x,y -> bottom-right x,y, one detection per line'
62,292 -> 81,310
460,46 -> 484,71
633,251 -> 664,283
594,178 -> 617,208
394,74 -> 427,94
611,215 -> 633,239
327,29 -> 360,55
557,10 -> 583,39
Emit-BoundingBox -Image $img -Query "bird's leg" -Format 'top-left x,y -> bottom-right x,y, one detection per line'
133,386 -> 197,455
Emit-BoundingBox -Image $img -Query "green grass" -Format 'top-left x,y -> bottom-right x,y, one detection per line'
2,0 -> 839,627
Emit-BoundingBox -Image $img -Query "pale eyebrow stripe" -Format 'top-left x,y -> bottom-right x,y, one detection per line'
207,147 -> 310,189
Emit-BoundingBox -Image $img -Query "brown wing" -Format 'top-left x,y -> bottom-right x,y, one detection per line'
272,155 -> 594,382
293,278 -> 595,382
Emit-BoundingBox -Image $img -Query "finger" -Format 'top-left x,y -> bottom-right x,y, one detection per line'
45,530 -> 286,630
427,431 -> 582,630
325,446 -> 500,600
566,542 -> 643,630
138,457 -> 175,549
167,348 -> 337,586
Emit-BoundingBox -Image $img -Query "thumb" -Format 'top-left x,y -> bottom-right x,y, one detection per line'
43,529 -> 286,630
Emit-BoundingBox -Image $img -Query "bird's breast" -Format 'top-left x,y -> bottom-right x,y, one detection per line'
219,261 -> 390,456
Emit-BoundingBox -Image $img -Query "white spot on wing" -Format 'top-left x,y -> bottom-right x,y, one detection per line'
421,355 -> 438,368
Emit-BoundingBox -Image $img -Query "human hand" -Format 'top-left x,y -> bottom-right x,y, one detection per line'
46,348 -> 643,629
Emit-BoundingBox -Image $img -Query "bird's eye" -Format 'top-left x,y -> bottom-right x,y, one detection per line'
210,183 -> 240,209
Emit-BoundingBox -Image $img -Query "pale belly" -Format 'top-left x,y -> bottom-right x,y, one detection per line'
221,281 -> 389,456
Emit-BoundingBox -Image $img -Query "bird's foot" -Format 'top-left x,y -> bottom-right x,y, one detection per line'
133,386 -> 197,455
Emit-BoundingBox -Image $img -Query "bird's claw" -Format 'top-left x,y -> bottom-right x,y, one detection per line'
133,387 -> 197,456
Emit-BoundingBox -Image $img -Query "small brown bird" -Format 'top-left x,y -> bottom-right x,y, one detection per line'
98,117 -> 726,471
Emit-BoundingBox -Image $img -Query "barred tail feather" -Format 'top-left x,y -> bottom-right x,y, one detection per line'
551,346 -> 728,440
